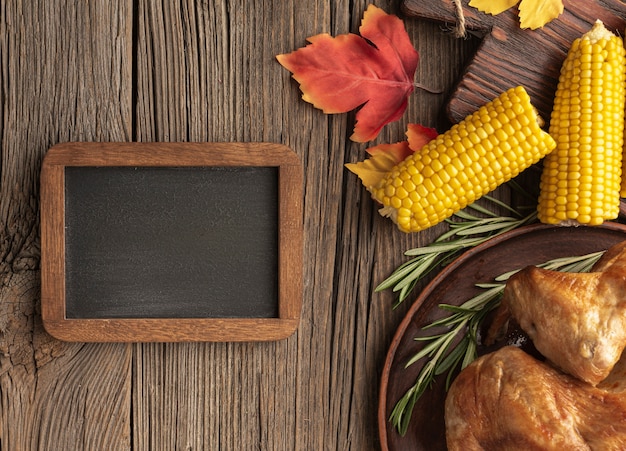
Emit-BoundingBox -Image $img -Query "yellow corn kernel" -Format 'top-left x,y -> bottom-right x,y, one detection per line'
538,20 -> 626,225
371,86 -> 556,233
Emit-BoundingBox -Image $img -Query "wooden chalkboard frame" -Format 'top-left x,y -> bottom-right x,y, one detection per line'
40,142 -> 303,342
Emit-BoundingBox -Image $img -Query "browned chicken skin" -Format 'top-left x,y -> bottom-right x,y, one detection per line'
487,241 -> 626,386
447,241 -> 626,450
445,346 -> 626,450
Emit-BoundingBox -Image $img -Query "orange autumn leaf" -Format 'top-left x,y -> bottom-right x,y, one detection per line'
345,124 -> 437,190
277,5 -> 419,142
406,123 -> 438,152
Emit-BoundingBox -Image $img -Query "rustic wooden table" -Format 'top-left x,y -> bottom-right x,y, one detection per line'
1,1 -> 478,449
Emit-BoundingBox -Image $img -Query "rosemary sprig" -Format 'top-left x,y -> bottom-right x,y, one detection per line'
377,183 -> 538,308
389,250 -> 604,436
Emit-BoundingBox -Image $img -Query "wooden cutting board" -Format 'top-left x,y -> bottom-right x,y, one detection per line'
401,0 -> 626,124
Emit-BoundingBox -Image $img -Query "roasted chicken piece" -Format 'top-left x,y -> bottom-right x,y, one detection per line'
445,346 -> 626,450
487,240 -> 626,386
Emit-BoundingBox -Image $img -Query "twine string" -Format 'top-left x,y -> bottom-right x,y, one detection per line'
452,0 -> 467,38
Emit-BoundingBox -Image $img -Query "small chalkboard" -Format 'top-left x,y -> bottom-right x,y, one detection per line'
40,142 -> 303,342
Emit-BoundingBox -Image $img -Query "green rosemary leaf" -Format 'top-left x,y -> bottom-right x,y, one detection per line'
395,283 -> 416,309
435,335 -> 468,375
464,200 -> 503,218
453,219 -> 522,236
392,254 -> 438,292
405,336 -> 448,366
449,209 -> 483,221
414,333 -> 447,341
438,304 -> 476,314
424,312 -> 466,329
389,383 -> 427,436
375,259 -> 425,291
403,241 -> 466,256
474,282 -> 503,289
461,338 -> 477,369
563,259 -> 600,273
542,251 -> 603,272
439,221 -> 479,239
493,268 -> 523,282
460,285 -> 504,310
480,194 -> 524,217
441,214 -> 499,238
494,251 -> 604,282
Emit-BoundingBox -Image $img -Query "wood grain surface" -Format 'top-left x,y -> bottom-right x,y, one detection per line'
2,0 -> 478,449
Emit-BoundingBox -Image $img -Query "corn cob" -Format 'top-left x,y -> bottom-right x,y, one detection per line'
623,123 -> 626,196
370,86 -> 556,233
538,20 -> 626,225
623,113 -> 626,196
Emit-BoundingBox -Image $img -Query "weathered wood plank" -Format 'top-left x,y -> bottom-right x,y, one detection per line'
1,1 -> 133,449
133,1 -> 307,449
134,0 -> 479,450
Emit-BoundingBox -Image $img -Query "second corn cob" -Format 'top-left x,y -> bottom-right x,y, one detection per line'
538,20 -> 626,225
369,86 -> 556,233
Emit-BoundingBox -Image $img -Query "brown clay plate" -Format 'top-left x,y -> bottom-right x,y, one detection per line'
378,222 -> 626,451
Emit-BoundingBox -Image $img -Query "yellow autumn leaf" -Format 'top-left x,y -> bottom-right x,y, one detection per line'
468,0 -> 519,16
345,142 -> 411,190
518,0 -> 563,29
469,0 -> 563,29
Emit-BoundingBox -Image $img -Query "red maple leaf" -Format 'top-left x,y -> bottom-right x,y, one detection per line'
277,5 -> 419,142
